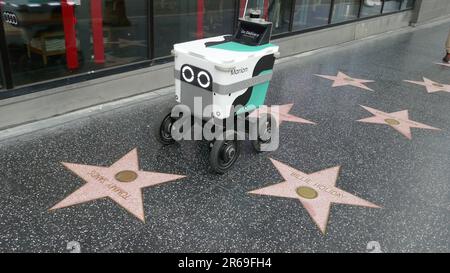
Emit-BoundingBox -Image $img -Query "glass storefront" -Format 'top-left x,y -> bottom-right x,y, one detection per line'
331,0 -> 360,23
360,0 -> 383,17
401,0 -> 415,9
154,0 -> 236,58
0,0 -> 416,94
241,0 -> 293,35
293,0 -> 332,31
2,0 -> 148,87
382,0 -> 402,13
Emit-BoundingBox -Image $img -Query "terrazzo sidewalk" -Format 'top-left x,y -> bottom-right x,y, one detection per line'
1,21 -> 450,253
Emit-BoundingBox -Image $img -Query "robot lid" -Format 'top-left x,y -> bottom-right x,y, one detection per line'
173,35 -> 279,67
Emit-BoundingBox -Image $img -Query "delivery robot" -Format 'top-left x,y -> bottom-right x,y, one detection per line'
156,9 -> 280,174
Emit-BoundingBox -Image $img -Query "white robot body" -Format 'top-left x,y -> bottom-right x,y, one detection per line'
173,35 -> 279,120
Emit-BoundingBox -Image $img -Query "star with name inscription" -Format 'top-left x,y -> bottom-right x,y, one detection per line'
50,149 -> 185,222
404,77 -> 450,93
249,159 -> 381,234
315,71 -> 375,91
357,106 -> 441,140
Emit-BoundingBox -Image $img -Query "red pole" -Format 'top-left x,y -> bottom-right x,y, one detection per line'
263,0 -> 269,20
196,0 -> 204,39
91,0 -> 105,64
239,0 -> 246,18
61,0 -> 79,70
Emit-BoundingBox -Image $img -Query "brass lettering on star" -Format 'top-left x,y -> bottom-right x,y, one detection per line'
290,172 -> 344,198
88,170 -> 131,200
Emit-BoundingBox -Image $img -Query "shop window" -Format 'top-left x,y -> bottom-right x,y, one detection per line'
154,0 -> 236,58
292,0 -> 332,31
401,0 -> 415,10
382,0 -> 402,13
1,0 -> 149,87
360,0 -> 382,17
240,0 -> 293,35
331,0 -> 360,23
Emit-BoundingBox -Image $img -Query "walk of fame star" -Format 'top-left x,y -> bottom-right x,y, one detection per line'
315,71 -> 375,91
50,149 -> 185,222
249,104 -> 316,125
435,62 -> 450,68
249,159 -> 380,234
404,77 -> 450,93
357,106 -> 441,140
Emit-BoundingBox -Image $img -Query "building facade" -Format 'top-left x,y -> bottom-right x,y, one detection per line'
0,0 -> 449,130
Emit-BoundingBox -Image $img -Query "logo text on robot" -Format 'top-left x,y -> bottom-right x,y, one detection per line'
231,67 -> 249,76
240,29 -> 260,39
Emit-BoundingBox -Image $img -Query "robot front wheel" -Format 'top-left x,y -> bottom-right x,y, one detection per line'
155,110 -> 278,174
209,131 -> 241,174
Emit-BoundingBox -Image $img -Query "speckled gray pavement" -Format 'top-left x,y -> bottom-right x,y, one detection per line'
1,21 -> 450,253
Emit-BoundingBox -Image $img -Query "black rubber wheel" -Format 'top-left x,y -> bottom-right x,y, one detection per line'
252,113 -> 278,153
156,112 -> 176,145
210,133 -> 241,174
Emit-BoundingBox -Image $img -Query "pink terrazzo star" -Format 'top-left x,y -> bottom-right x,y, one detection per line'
50,149 -> 185,222
357,106 -> 441,140
315,71 -> 375,91
435,62 -> 450,68
404,78 -> 450,93
250,104 -> 316,125
249,159 -> 380,234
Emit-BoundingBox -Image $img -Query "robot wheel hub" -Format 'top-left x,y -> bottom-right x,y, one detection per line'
221,143 -> 237,163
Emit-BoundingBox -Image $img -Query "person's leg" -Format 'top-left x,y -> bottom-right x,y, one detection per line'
443,29 -> 450,63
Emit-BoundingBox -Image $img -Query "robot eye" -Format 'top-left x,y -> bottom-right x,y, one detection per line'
182,66 -> 195,83
197,71 -> 211,89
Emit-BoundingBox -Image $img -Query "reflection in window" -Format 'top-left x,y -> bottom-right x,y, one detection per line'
154,0 -> 235,58
382,0 -> 402,13
292,0 -> 332,31
360,0 -> 382,17
331,0 -> 360,23
401,0 -> 415,9
241,0 -> 293,35
2,0 -> 149,87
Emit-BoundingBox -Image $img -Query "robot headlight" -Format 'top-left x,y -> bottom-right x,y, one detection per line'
180,65 -> 213,91
182,66 -> 195,83
197,71 -> 211,89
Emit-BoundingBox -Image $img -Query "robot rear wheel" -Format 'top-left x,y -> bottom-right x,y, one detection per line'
252,113 -> 278,153
156,108 -> 179,145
